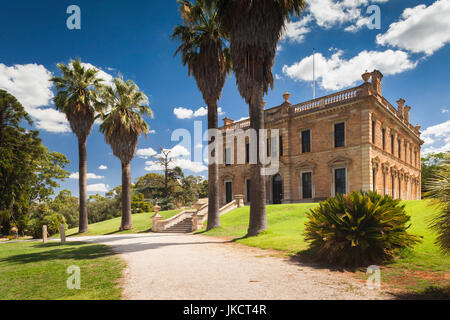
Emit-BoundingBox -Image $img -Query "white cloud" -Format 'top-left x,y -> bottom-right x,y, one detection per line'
281,15 -> 312,43
174,106 -> 224,119
99,165 -> 108,170
149,130 -> 156,134
87,183 -> 110,193
376,0 -> 450,56
0,63 -> 70,133
422,120 -> 450,155
69,172 -> 105,180
282,49 -> 417,91
136,147 -> 158,159
80,62 -> 115,87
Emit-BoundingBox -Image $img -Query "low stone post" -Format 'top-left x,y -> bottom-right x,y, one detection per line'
42,225 -> 48,243
234,195 -> 244,208
152,214 -> 162,232
191,213 -> 199,232
60,224 -> 66,245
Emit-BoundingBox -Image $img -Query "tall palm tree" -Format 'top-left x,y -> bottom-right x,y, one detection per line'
208,0 -> 307,236
51,59 -> 104,233
172,0 -> 231,230
99,78 -> 153,230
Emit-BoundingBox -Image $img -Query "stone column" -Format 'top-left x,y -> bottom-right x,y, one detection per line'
152,214 -> 162,232
234,195 -> 244,208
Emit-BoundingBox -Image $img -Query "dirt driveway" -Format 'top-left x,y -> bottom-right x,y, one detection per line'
69,233 -> 392,300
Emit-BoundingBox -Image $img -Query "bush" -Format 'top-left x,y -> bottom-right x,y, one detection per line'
27,212 -> 67,239
304,191 -> 421,267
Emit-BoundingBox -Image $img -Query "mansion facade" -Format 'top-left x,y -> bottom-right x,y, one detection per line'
218,70 -> 423,206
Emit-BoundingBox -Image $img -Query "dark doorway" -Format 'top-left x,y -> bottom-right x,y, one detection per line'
302,172 -> 313,199
272,174 -> 283,205
225,181 -> 233,204
335,168 -> 347,195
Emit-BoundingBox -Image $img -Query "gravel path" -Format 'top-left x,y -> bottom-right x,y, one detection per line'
69,233 -> 392,300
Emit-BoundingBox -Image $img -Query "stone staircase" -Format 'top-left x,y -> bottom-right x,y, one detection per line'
152,195 -> 245,234
164,217 -> 193,233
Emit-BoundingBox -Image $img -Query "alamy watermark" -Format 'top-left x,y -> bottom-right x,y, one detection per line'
67,265 -> 81,290
366,265 -> 381,290
66,5 -> 81,30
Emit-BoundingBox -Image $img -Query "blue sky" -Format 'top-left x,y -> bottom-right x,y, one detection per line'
1,0 -> 449,197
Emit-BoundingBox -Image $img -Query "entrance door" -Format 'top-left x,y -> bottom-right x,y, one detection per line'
272,174 -> 283,205
302,172 -> 313,199
225,181 -> 233,204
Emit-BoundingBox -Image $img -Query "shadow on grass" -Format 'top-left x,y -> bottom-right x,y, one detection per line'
0,242 -> 116,265
390,286 -> 450,300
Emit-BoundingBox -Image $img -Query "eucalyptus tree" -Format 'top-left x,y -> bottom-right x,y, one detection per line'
207,0 -> 307,236
99,78 -> 153,230
51,59 -> 104,233
172,0 -> 231,230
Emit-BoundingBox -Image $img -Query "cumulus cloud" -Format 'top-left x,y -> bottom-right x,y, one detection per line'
87,183 -> 110,193
0,63 -> 70,133
174,106 -> 224,119
136,147 -> 158,159
99,165 -> 108,170
376,0 -> 450,56
282,49 -> 417,91
422,120 -> 450,155
281,15 -> 312,44
69,172 -> 105,180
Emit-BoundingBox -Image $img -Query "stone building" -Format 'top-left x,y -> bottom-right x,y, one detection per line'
218,70 -> 423,206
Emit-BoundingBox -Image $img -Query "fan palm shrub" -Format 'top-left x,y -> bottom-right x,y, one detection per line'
172,0 -> 231,230
51,59 -> 104,233
425,152 -> 450,254
208,0 -> 307,236
304,191 -> 421,267
99,78 -> 153,230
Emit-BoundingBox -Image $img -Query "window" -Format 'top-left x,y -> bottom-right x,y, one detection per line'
392,175 -> 395,198
335,168 -> 347,195
245,143 -> 250,164
398,177 -> 402,200
225,181 -> 233,203
398,139 -> 401,158
279,135 -> 284,157
335,123 -> 345,148
391,134 -> 395,154
372,120 -> 376,144
246,179 -> 251,202
225,148 -> 232,166
383,173 -> 386,195
414,151 -> 418,167
267,138 -> 270,157
302,130 -> 311,153
382,129 -> 386,150
373,169 -> 377,192
302,172 -> 313,199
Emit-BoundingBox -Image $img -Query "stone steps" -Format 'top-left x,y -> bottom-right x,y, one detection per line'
164,218 -> 193,233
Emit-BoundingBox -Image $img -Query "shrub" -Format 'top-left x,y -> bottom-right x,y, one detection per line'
27,212 -> 67,239
304,191 -> 421,266
425,152 -> 450,254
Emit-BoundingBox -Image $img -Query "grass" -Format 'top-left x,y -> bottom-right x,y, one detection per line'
199,201 -> 450,297
0,241 -> 124,300
64,209 -> 182,237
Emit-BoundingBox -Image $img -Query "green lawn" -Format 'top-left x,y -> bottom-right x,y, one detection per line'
200,201 -> 450,296
64,209 -> 182,237
0,241 -> 124,300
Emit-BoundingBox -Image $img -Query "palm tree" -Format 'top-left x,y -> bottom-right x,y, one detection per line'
208,0 -> 307,236
99,78 -> 153,230
425,152 -> 450,254
172,0 -> 231,230
51,59 -> 104,233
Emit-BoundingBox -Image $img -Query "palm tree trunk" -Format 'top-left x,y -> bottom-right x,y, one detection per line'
121,162 -> 133,230
78,136 -> 89,233
248,83 -> 268,236
207,100 -> 220,230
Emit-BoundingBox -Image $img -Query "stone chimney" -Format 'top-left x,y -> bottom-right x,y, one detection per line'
223,117 -> 234,126
404,106 -> 411,123
371,70 -> 384,96
397,99 -> 405,119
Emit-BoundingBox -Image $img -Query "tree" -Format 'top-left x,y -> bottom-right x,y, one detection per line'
0,90 -> 69,235
156,148 -> 175,197
422,152 -> 446,195
209,0 -> 306,236
173,0 -> 232,230
51,59 -> 104,233
425,152 -> 450,254
99,78 -> 153,230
